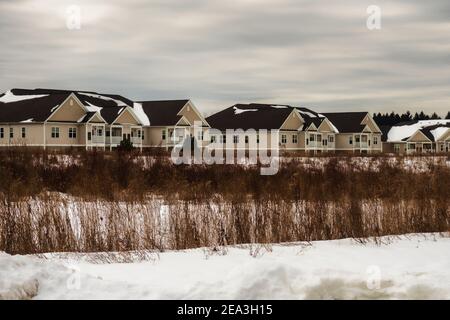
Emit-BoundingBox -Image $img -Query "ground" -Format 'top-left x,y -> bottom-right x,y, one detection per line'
1,233 -> 449,299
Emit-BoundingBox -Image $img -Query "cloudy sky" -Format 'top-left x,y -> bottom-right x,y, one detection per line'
1,0 -> 449,116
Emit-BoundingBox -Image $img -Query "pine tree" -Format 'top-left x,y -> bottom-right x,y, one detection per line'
446,111 -> 450,119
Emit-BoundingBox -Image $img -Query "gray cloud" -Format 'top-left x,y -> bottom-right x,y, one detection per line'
0,0 -> 449,116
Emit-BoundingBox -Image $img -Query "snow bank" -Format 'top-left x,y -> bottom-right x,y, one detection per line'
1,233 -> 449,299
387,120 -> 450,142
0,90 -> 49,103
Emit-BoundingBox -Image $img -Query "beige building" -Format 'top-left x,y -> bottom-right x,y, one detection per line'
205,104 -> 339,153
0,89 -> 209,150
382,120 -> 450,154
321,112 -> 382,154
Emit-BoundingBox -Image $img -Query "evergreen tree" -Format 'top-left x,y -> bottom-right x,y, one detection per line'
445,111 -> 450,119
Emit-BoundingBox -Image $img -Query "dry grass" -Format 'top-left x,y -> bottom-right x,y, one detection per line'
0,148 -> 448,254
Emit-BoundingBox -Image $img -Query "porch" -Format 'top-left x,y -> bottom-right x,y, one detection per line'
106,125 -> 143,149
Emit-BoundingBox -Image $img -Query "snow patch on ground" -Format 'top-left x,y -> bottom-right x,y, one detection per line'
1,233 -> 449,299
0,90 -> 49,103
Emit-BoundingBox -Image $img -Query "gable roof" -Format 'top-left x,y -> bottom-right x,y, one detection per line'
0,88 -> 134,124
387,119 -> 450,142
321,112 -> 368,133
206,103 -> 298,130
136,100 -> 189,126
0,91 -> 71,123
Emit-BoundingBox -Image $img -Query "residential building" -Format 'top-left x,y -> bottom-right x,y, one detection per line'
205,103 -> 339,153
382,120 -> 450,154
321,112 -> 382,153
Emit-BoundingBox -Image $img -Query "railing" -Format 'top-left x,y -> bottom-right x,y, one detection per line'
131,137 -> 142,145
91,136 -> 104,144
110,136 -> 122,145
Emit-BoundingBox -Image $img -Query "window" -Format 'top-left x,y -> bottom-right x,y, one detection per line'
306,138 -> 309,145
69,128 -> 77,139
355,136 -> 360,143
394,144 -> 400,153
220,135 -> 226,144
88,132 -> 92,141
233,135 -> 239,144
162,129 -> 166,140
292,134 -> 298,144
322,139 -> 328,146
281,134 -> 287,144
408,143 -> 415,150
0,127 -> 3,139
210,135 -> 216,143
349,136 -> 353,145
51,127 -> 59,138
106,130 -> 111,137
317,135 -> 322,142
440,144 -> 444,152
328,135 -> 334,143
373,136 -> 378,145
97,128 -> 103,136
21,127 -> 26,138
9,127 -> 13,138
142,131 -> 145,140
309,134 -> 315,142
197,131 -> 203,141
245,136 -> 249,144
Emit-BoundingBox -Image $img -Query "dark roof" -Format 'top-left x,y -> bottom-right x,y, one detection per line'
0,92 -> 71,122
0,88 -> 134,124
420,124 -> 450,142
99,106 -> 126,124
321,112 -> 368,133
137,100 -> 189,126
206,103 -> 301,130
7,88 -> 132,107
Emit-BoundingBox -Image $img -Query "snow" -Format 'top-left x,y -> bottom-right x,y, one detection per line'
117,107 -> 124,115
1,233 -> 449,299
430,127 -> 449,141
0,90 -> 49,103
85,102 -> 103,113
387,120 -> 450,142
20,118 -> 33,123
271,105 -> 288,109
132,103 -> 150,126
233,106 -> 258,115
79,92 -> 128,107
50,104 -> 59,113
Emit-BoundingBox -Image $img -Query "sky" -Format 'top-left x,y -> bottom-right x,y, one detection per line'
1,0 -> 449,116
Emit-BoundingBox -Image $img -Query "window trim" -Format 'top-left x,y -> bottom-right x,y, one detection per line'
51,127 -> 60,139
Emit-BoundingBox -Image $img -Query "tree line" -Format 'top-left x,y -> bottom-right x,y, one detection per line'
373,111 -> 450,126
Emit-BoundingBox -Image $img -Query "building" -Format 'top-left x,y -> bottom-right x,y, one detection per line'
321,112 -> 382,153
382,120 -> 450,154
0,88 -> 209,150
205,103 -> 339,153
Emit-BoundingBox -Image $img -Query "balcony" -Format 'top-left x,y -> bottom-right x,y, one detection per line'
91,136 -> 104,144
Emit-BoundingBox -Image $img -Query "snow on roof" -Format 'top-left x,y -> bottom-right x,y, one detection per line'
430,127 -> 450,141
132,103 -> 150,126
50,104 -> 59,112
20,118 -> 33,123
297,110 -> 318,118
79,92 -> 128,107
387,120 -> 450,142
0,90 -> 49,103
118,107 -> 124,115
271,105 -> 288,109
233,106 -> 258,115
85,102 -> 103,113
